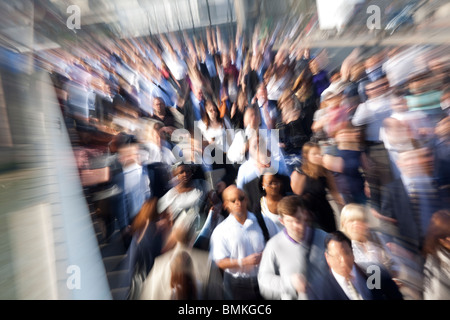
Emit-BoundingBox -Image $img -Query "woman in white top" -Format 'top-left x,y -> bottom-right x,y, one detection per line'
257,172 -> 286,232
264,48 -> 292,103
197,100 -> 233,157
157,163 -> 210,234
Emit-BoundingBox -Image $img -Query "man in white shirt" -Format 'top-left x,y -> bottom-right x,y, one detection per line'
351,76 -> 394,216
209,185 -> 278,300
236,133 -> 288,190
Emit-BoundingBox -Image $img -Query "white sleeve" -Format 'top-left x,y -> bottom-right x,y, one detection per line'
209,225 -> 230,262
258,237 -> 297,300
227,131 -> 246,164
258,240 -> 282,300
352,102 -> 372,126
236,167 -> 246,190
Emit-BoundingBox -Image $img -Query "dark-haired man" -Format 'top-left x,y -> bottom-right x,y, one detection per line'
307,231 -> 403,300
112,134 -> 151,248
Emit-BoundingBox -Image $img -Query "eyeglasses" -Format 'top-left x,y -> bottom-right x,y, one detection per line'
326,248 -> 353,259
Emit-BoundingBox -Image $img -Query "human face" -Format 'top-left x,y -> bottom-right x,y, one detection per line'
274,50 -> 286,68
153,98 -> 164,114
224,188 -> 247,215
244,108 -> 258,129
344,219 -> 368,242
325,240 -> 355,279
280,208 -> 307,243
390,96 -> 408,113
118,145 -> 139,167
256,151 -> 271,170
257,86 -> 268,103
365,78 -> 389,98
309,59 -> 318,74
262,174 -> 282,196
307,147 -> 323,166
194,86 -> 204,101
174,165 -> 193,186
325,94 -> 343,109
439,236 -> 450,252
206,103 -> 218,121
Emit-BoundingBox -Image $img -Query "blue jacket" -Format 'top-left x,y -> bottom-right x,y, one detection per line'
110,164 -> 151,231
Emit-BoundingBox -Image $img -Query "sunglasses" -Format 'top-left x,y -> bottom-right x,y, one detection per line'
228,195 -> 246,203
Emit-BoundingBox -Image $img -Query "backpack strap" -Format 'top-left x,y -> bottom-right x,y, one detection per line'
253,210 -> 270,244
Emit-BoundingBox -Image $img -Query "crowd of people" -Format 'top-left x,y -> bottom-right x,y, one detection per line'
38,24 -> 450,300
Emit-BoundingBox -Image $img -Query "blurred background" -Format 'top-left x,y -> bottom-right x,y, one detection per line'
0,0 -> 448,300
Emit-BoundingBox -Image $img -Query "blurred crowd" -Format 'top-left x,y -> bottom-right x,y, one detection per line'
36,24 -> 450,300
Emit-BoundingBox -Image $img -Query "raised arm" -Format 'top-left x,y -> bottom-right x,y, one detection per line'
290,170 -> 307,195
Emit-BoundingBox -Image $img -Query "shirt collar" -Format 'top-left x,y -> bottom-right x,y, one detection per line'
229,211 -> 255,227
283,226 -> 311,247
331,264 -> 358,285
258,99 -> 267,108
123,162 -> 141,173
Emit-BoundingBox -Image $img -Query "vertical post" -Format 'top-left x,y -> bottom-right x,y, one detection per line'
206,0 -> 212,27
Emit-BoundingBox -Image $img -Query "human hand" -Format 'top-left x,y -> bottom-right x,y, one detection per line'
242,252 -> 262,267
291,274 -> 307,294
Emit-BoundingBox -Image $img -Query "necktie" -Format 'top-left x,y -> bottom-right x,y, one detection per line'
345,278 -> 362,300
199,100 -> 205,113
262,102 -> 273,130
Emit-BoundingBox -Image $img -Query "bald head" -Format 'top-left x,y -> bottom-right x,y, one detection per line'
222,184 -> 239,202
222,185 -> 248,216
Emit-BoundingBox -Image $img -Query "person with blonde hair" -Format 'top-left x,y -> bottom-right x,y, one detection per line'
340,203 -> 423,300
340,203 -> 391,266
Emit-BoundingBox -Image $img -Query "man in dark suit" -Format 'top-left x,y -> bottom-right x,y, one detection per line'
109,134 -> 151,249
176,81 -> 207,135
378,147 -> 448,252
307,231 -> 403,300
252,83 -> 279,130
